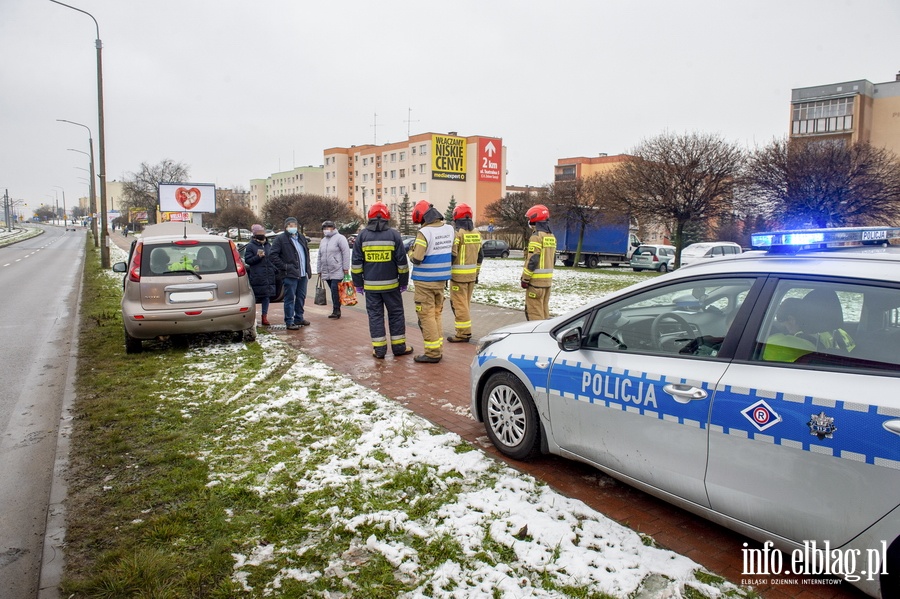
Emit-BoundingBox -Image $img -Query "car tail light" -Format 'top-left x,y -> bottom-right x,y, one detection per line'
129,243 -> 143,282
174,239 -> 199,246
184,311 -> 202,316
652,254 -> 659,262
230,240 -> 247,276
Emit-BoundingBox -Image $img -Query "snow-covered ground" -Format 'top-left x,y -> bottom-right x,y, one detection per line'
103,244 -> 748,597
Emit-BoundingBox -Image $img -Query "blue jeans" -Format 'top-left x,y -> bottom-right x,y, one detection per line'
282,276 -> 308,324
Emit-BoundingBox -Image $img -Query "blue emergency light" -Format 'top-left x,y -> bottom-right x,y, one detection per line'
750,226 -> 900,253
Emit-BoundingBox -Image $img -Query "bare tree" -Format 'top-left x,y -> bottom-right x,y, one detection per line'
612,132 -> 745,266
742,138 -> 900,228
263,194 -> 356,233
212,205 -> 259,238
484,192 -> 531,250
546,173 -> 629,267
120,159 -> 190,225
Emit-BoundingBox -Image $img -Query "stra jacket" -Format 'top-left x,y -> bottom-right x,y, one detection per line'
450,218 -> 483,283
521,222 -> 556,288
350,218 -> 409,293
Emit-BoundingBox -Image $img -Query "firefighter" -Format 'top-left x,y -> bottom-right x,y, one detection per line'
447,203 -> 483,343
521,203 -> 556,320
408,200 -> 455,363
350,202 -> 414,359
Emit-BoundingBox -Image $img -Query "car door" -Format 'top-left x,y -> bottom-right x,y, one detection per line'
546,276 -> 758,507
707,277 -> 900,545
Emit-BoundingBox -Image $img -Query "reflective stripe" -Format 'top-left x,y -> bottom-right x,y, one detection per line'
424,338 -> 443,349
451,265 -> 479,274
455,320 -> 472,328
371,338 -> 387,347
412,225 -> 454,282
364,278 -> 399,291
390,335 -> 406,344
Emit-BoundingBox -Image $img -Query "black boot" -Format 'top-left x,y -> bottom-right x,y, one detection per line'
328,309 -> 341,319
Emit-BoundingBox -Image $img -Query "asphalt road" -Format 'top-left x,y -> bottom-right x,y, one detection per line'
0,225 -> 84,599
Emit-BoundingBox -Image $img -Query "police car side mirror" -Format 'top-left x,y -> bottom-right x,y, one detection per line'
556,326 -> 583,352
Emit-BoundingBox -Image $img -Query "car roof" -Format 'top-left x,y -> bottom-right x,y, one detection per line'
671,246 -> 900,282
139,222 -> 226,243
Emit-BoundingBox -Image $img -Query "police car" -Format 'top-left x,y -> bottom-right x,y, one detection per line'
470,227 -> 900,597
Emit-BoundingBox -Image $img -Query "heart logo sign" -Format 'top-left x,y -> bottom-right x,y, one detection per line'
175,187 -> 201,210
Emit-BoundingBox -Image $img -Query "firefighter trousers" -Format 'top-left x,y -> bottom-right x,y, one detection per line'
525,285 -> 551,321
364,290 -> 408,357
449,280 -> 475,339
414,282 -> 446,358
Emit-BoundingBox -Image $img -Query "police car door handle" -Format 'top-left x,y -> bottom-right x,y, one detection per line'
663,384 -> 708,404
883,420 -> 900,436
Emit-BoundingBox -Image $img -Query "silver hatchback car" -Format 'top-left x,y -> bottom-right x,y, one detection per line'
471,226 -> 900,597
630,244 -> 676,272
113,222 -> 257,353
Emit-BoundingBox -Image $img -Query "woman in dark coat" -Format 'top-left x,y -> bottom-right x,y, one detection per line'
244,224 -> 277,326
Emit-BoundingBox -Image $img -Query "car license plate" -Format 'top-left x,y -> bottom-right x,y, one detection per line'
169,291 -> 214,303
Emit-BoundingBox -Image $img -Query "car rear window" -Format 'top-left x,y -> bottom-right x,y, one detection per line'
635,246 -> 658,256
145,243 -> 232,275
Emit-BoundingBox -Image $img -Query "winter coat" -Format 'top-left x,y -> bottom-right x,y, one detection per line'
270,230 -> 312,279
243,238 -> 277,299
317,231 -> 351,280
350,218 -> 409,293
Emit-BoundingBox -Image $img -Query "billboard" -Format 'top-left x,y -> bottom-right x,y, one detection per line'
477,137 -> 502,182
158,183 -> 216,213
431,134 -> 467,181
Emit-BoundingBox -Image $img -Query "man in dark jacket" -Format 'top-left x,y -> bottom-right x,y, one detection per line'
350,202 -> 413,358
270,216 -> 312,330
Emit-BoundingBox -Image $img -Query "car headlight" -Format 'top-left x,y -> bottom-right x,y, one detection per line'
475,332 -> 510,355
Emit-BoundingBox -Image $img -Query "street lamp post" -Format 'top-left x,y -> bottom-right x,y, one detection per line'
53,186 -> 68,229
361,185 -> 367,217
50,1 -> 109,266
59,119 -> 98,246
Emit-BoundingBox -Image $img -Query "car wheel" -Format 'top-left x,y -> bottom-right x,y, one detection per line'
243,326 -> 258,343
658,263 -> 668,273
124,330 -> 142,354
586,255 -> 600,268
481,371 -> 540,460
500,250 -> 509,258
632,267 -> 641,272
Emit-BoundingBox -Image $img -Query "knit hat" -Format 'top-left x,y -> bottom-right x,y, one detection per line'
251,224 -> 265,235
321,220 -> 336,230
284,217 -> 298,228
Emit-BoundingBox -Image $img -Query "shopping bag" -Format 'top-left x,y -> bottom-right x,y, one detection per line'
338,281 -> 358,306
314,276 -> 327,305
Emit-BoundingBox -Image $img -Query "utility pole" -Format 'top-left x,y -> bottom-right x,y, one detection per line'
404,107 -> 419,138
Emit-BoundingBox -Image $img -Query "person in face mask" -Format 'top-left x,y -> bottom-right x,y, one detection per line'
244,224 -> 277,326
269,216 -> 312,330
316,220 -> 351,319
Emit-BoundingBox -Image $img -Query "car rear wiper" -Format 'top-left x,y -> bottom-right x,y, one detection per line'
167,269 -> 202,279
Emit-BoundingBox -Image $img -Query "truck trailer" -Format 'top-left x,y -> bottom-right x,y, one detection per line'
553,216 -> 641,268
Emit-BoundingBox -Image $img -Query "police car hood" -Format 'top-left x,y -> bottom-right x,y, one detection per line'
485,318 -> 554,337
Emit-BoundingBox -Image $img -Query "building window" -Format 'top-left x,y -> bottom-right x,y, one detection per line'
412,183 -> 416,191
412,164 -> 417,173
420,144 -> 427,155
411,146 -> 417,155
363,174 -> 368,183
391,153 -> 397,162
420,182 -> 427,192
391,170 -> 396,179
420,163 -> 426,173
363,158 -> 368,166
791,97 -> 854,136
399,151 -> 406,161
391,186 -> 397,195
399,169 -> 406,178
400,186 -> 406,195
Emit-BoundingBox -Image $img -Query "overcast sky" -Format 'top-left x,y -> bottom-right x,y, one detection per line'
2,0 -> 898,210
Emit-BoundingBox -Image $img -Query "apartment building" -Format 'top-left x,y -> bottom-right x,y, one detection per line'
789,72 -> 900,152
554,153 -> 630,182
324,132 -> 506,223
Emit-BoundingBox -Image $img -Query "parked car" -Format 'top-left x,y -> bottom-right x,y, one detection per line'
402,235 -> 416,253
680,241 -> 742,267
630,244 -> 676,272
470,226 -> 900,598
112,222 -> 257,353
481,239 -> 510,258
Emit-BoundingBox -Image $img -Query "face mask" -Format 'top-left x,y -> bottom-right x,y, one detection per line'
254,234 -> 266,241
286,227 -> 298,235
323,229 -> 336,237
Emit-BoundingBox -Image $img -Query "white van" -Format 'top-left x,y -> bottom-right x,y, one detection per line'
680,241 -> 742,267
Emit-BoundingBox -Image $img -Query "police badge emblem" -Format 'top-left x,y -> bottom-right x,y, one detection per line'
808,411 -> 837,440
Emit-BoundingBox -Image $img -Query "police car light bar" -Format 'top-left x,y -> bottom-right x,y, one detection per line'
751,226 -> 900,253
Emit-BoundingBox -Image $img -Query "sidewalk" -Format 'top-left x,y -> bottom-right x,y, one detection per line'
107,230 -> 861,598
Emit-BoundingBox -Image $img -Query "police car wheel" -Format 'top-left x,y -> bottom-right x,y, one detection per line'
481,371 -> 540,460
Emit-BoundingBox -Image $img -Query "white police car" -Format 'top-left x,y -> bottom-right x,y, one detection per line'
471,226 -> 900,597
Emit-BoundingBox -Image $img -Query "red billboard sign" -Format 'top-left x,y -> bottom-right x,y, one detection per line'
478,137 -> 501,182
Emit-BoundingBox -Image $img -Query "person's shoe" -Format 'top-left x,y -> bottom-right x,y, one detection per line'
286,323 -> 300,330
297,319 -> 311,326
372,351 -> 386,359
393,345 -> 414,356
261,314 -> 270,326
414,354 -> 441,363
446,335 -> 470,343
328,312 -> 341,319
